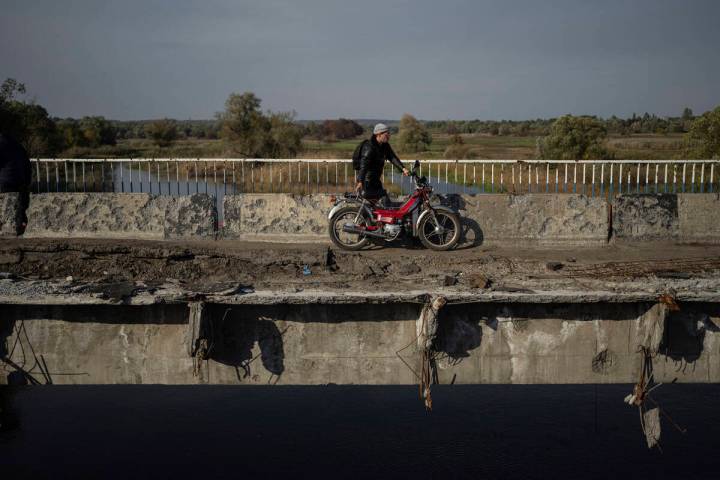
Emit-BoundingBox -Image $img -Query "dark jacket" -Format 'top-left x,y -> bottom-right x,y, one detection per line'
0,133 -> 31,191
357,135 -> 404,186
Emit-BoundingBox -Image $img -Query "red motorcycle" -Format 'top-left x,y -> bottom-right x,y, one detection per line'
328,161 -> 461,251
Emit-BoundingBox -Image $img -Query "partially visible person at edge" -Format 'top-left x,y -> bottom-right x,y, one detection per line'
355,123 -> 409,206
0,132 -> 32,234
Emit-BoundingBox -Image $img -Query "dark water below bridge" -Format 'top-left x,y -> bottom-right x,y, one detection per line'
1,385 -> 718,479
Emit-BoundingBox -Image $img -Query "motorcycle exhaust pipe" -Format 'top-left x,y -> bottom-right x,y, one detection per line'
342,224 -> 386,239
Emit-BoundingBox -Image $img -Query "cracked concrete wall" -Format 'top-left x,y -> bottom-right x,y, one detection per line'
18,192 -> 720,244
0,193 -> 22,237
156,194 -> 217,239
2,302 -> 718,385
677,193 -> 720,243
455,194 -> 609,246
612,194 -> 679,240
23,193 -> 216,240
223,194 -> 332,241
220,192 -> 720,245
223,193 -> 609,245
613,193 -> 720,243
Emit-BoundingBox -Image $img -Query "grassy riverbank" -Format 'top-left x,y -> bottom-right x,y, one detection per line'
54,133 -> 686,161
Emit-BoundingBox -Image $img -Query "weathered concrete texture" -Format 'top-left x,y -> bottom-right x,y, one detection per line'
2,302 -> 718,385
223,194 -> 332,242
677,193 -> 720,243
222,193 -> 608,245
0,193 -> 22,237
23,193 -> 216,240
612,194 -> 679,240
455,194 -> 608,245
157,194 -> 216,239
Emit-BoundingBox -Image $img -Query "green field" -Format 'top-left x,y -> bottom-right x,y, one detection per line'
60,132 -> 688,161
303,132 -> 686,161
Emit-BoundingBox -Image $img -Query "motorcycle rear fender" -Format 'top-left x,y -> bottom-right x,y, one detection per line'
328,199 -> 373,221
415,205 -> 457,236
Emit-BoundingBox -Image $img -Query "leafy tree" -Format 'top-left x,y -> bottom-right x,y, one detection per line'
14,103 -> 60,156
681,107 -> 695,132
148,118 -> 179,147
497,124 -> 512,136
0,78 -> 61,156
685,106 -> 720,159
0,78 -> 26,104
205,123 -> 220,140
302,121 -> 321,139
192,124 -> 207,138
218,91 -> 302,157
78,116 -> 117,147
539,115 -> 610,160
57,119 -> 85,148
396,113 -> 431,153
266,111 -> 303,157
219,92 -> 269,156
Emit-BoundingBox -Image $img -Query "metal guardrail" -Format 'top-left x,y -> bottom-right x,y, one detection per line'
30,158 -> 719,197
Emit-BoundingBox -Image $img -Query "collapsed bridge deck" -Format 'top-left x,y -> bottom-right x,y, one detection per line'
1,239 -> 719,386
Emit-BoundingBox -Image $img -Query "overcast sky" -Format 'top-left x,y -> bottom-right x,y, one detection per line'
2,0 -> 719,120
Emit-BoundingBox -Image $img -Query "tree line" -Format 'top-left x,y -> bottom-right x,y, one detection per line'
1,77 -> 718,160
427,109 -> 696,138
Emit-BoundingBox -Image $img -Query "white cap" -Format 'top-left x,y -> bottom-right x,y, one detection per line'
373,123 -> 389,135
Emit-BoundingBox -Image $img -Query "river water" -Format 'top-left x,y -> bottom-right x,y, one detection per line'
1,384 -> 718,479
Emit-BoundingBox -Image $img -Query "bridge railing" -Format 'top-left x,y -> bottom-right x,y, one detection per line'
30,158 -> 720,197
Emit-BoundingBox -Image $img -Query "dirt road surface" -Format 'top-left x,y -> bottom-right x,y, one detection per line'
1,238 -> 719,302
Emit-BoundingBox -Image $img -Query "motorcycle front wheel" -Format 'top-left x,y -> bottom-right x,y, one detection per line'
418,210 -> 461,251
328,205 -> 371,251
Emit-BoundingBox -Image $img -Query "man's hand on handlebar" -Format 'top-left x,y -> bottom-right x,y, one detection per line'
355,181 -> 363,193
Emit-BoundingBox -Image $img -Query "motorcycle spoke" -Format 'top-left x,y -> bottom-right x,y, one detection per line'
334,213 -> 364,245
422,213 -> 457,247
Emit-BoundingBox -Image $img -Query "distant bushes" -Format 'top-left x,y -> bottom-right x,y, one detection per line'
147,119 -> 178,147
537,115 -> 611,160
685,106 -> 720,159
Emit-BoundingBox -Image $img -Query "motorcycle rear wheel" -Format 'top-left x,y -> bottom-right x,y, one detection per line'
328,205 -> 371,251
418,210 -> 461,251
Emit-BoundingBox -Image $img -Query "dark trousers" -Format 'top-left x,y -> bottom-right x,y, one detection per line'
362,180 -> 391,207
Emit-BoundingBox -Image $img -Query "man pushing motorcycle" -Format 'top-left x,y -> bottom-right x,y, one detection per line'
329,122 -> 461,251
354,123 -> 410,206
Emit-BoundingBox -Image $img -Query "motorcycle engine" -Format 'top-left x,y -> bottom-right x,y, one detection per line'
382,224 -> 402,240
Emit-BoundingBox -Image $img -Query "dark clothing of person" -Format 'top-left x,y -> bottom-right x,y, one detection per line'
356,135 -> 403,202
0,133 -> 31,192
0,133 -> 31,229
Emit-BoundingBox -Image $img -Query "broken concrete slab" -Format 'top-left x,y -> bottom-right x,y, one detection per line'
23,193 -> 216,240
613,193 -> 720,244
677,193 -> 720,243
612,194 -> 679,240
2,299 -> 718,385
453,194 -> 609,246
223,194 -> 332,242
